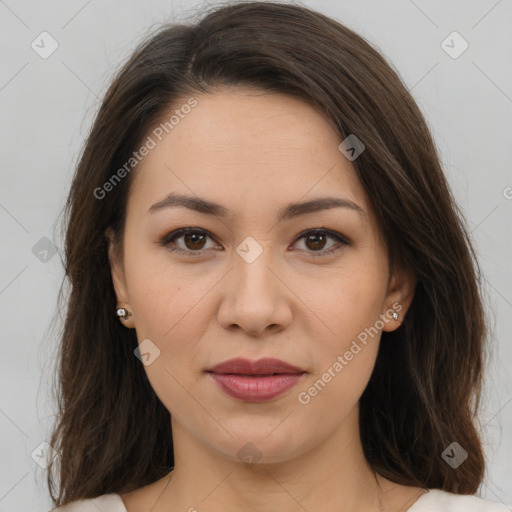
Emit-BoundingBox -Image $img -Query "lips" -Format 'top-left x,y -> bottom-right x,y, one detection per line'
207,357 -> 306,402
208,357 -> 305,376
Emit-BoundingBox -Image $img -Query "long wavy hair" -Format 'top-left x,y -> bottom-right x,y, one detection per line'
47,1 -> 490,506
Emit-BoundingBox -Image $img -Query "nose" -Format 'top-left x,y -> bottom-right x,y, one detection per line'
216,242 -> 293,337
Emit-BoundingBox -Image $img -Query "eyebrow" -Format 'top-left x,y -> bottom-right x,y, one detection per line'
147,192 -> 365,221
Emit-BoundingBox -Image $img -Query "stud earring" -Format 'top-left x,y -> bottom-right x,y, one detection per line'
392,311 -> 399,322
116,307 -> 132,321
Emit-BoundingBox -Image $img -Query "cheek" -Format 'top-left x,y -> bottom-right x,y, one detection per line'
122,245 -> 216,405
295,273 -> 384,418
294,256 -> 387,354
124,240 -> 213,333
124,253 -> 211,418
313,258 -> 387,406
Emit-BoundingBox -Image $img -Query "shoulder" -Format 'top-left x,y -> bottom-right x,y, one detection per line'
48,493 -> 127,512
411,489 -> 511,512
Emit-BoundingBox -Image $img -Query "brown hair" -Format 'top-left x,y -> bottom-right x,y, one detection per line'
47,0 -> 489,505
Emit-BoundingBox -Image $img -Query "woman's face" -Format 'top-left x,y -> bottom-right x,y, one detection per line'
108,87 -> 414,464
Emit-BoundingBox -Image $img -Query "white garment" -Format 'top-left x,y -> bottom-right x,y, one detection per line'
49,488 -> 511,511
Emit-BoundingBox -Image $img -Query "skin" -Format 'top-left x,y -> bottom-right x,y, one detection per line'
108,87 -> 425,511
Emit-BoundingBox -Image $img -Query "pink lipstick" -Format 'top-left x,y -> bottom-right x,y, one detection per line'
207,357 -> 306,402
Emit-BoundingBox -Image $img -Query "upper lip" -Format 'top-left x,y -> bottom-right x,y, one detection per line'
208,357 -> 305,375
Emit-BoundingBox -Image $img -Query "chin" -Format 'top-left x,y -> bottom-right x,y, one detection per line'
205,424 -> 313,466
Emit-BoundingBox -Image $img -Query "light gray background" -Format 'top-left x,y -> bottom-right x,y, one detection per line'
0,0 -> 511,510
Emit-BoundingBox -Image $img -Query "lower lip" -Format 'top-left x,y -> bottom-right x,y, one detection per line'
209,372 -> 306,402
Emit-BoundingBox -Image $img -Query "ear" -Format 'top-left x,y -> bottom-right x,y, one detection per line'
106,227 -> 134,328
381,265 -> 416,332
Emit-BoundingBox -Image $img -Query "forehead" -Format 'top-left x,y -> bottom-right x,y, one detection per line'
128,88 -> 371,221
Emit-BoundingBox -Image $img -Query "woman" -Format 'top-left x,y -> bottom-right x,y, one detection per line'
47,2 -> 510,511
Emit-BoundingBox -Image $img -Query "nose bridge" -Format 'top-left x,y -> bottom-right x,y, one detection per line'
233,235 -> 279,301
218,235 -> 292,334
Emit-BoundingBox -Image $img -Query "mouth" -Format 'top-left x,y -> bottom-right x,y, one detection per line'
206,357 -> 306,402
207,357 -> 305,375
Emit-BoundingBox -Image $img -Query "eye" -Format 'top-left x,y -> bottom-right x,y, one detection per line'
159,227 -> 219,256
291,228 -> 349,256
159,227 -> 349,257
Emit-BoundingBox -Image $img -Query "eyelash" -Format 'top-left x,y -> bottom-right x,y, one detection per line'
158,227 -> 350,258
